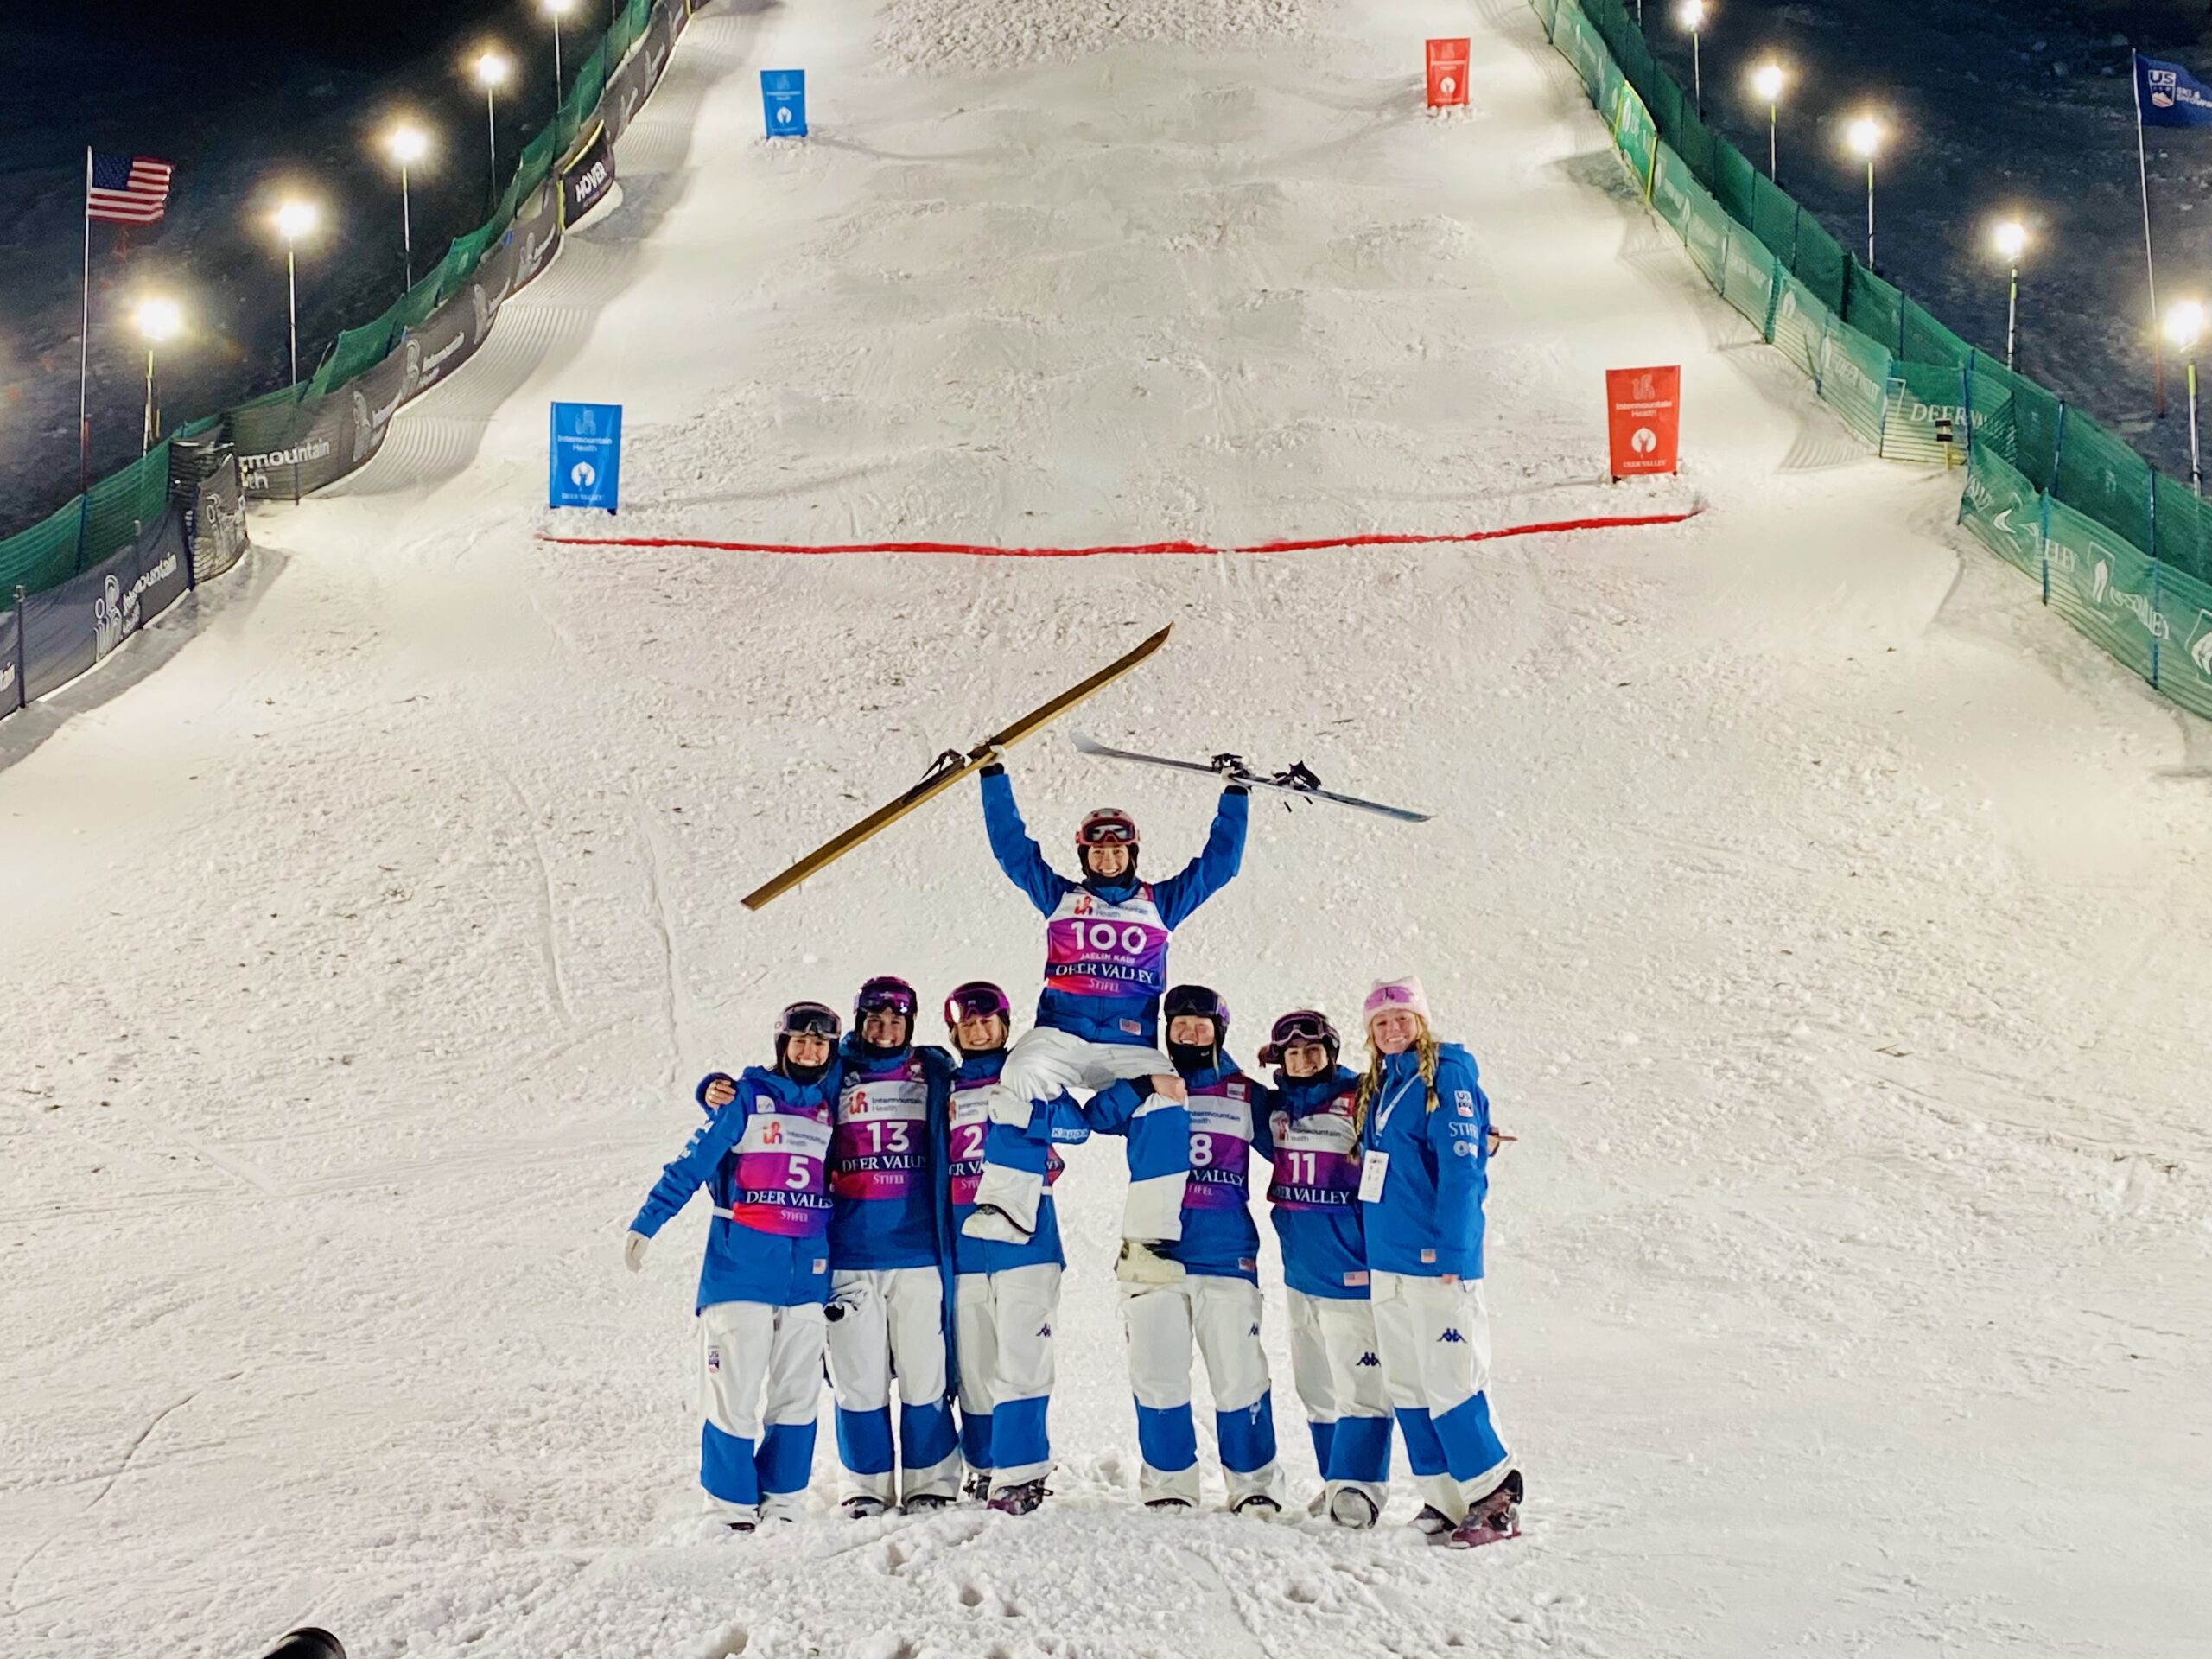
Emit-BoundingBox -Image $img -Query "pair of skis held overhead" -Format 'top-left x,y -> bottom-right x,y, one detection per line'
740,624 -> 1428,912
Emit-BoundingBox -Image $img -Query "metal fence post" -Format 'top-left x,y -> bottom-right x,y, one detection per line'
11,585 -> 26,713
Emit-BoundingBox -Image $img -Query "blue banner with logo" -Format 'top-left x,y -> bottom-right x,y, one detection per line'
2137,53 -> 2212,128
550,402 -> 623,512
761,69 -> 808,139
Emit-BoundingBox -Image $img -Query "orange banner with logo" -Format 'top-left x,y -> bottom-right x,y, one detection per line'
1606,365 -> 1681,479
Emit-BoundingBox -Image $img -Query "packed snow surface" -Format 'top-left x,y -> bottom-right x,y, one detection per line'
4,1 -> 2209,1656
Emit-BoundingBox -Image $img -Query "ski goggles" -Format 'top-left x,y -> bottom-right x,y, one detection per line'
944,982 -> 1012,1027
1259,1009 -> 1338,1067
1077,813 -> 1138,846
776,1001 -> 842,1041
855,977 -> 918,1020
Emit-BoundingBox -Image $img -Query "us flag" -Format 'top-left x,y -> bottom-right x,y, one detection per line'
86,153 -> 174,225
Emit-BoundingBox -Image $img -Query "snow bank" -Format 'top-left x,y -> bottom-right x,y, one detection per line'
878,0 -> 1309,73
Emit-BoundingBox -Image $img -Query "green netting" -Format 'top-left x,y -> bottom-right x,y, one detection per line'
2152,473 -> 2212,588
310,309 -> 399,397
1612,84 -> 1657,191
1711,140 -> 1758,231
2052,409 -> 2152,551
392,266 -> 446,332
1559,7 -> 1607,101
1902,298 -> 1971,370
1843,260 -> 1903,359
79,442 -> 173,560
1815,321 -> 1891,448
0,498 -> 85,594
2012,376 -> 2063,492
1719,229 -> 1778,336
2044,497 -> 2161,679
2154,555 -> 2212,716
1791,216 -> 1848,315
1675,105 -> 1716,192
1770,274 -> 1829,382
1881,362 -> 1969,466
1532,0 -> 1560,31
1959,443 -> 2045,581
1964,356 -> 2018,465
1750,174 -> 1797,268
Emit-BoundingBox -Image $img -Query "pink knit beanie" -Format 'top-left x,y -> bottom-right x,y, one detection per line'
1362,976 -> 1432,1031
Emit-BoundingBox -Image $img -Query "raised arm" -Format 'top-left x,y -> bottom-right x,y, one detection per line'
630,1083 -> 753,1237
1152,785 -> 1249,927
981,765 -> 1068,916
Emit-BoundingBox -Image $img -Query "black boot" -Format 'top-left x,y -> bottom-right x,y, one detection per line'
988,1479 -> 1048,1516
1446,1471 -> 1522,1549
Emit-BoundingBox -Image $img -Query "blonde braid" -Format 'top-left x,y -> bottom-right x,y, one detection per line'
1352,1016 -> 1439,1137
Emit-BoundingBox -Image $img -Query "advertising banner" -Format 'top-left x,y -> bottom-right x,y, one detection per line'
21,507 -> 189,702
1605,365 -> 1682,479
191,456 -> 251,583
562,123 -> 619,227
762,69 -> 808,138
550,403 -> 624,512
1427,39 -> 1471,109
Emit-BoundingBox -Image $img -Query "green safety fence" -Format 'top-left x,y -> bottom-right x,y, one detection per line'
1538,0 -> 2212,724
0,0 -> 687,602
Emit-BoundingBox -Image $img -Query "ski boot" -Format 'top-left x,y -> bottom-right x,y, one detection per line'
1446,1471 -> 1522,1549
988,1479 -> 1048,1516
841,1495 -> 889,1521
1231,1493 -> 1281,1521
1412,1504 -> 1456,1541
1145,1497 -> 1194,1513
725,1519 -> 757,1535
1328,1489 -> 1380,1530
962,1473 -> 993,1504
904,1493 -> 954,1515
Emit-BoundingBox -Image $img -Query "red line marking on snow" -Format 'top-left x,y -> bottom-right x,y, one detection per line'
535,510 -> 1700,559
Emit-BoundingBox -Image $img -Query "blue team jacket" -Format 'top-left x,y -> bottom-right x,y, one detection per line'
948,1051 -> 1090,1276
1095,1052 -> 1267,1281
631,1065 -> 840,1312
1357,1043 -> 1491,1281
980,767 -> 1248,1046
829,1037 -> 955,1272
1263,1064 -> 1370,1300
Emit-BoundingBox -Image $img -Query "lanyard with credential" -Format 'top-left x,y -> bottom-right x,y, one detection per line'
1369,1070 -> 1423,1145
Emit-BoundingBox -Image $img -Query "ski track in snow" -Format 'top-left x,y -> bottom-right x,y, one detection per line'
4,0 -> 2211,1656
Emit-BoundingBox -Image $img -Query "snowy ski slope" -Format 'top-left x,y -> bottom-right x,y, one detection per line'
3,1 -> 2209,1656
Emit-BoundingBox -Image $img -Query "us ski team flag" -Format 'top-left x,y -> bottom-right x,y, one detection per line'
2136,54 -> 2212,128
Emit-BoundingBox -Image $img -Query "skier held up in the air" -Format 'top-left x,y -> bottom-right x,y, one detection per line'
962,753 -> 1249,1275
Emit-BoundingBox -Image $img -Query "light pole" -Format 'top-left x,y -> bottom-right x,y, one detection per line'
132,296 -> 182,455
474,49 -> 513,211
1676,0 -> 1707,115
1751,61 -> 1786,179
1846,115 -> 1885,269
1992,219 -> 2027,372
544,0 -> 577,106
2168,301 -> 2204,494
273,197 -> 319,503
384,123 -> 431,291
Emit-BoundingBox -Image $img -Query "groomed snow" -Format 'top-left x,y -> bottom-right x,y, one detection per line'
3,2 -> 2209,1656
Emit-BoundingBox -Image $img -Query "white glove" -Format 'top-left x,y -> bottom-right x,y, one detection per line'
624,1230 -> 650,1273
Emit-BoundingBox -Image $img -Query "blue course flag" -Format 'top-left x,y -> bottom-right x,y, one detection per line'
550,402 -> 623,512
762,69 -> 808,139
2137,53 -> 2212,128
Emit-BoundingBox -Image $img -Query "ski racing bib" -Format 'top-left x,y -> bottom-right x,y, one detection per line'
1185,1078 -> 1256,1211
1043,887 -> 1171,999
947,1081 -> 1064,1207
727,1100 -> 834,1236
831,1058 -> 931,1201
1266,1087 -> 1363,1210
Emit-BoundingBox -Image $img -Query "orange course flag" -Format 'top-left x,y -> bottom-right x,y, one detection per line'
1606,365 -> 1682,480
1427,39 -> 1471,108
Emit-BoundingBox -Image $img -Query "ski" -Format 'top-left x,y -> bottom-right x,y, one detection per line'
1071,732 -> 1433,823
741,625 -> 1175,910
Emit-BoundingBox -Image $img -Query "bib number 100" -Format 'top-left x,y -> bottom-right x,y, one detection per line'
1082,922 -> 1153,953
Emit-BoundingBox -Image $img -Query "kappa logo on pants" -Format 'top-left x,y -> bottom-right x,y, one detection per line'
1356,1351 -> 1380,1367
1438,1329 -> 1467,1344
1039,1322 -> 1052,1338
1249,1324 -> 1261,1337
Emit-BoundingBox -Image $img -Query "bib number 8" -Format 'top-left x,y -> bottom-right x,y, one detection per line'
1190,1133 -> 1214,1168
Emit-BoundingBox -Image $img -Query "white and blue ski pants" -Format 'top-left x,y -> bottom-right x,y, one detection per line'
1285,1287 -> 1392,1511
973,1027 -> 1186,1242
954,1262 -> 1062,1494
698,1298 -> 825,1524
1370,1271 -> 1511,1522
824,1266 -> 961,1506
1121,1272 -> 1285,1509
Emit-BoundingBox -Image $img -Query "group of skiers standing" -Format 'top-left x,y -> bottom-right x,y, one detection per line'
623,759 -> 1522,1550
